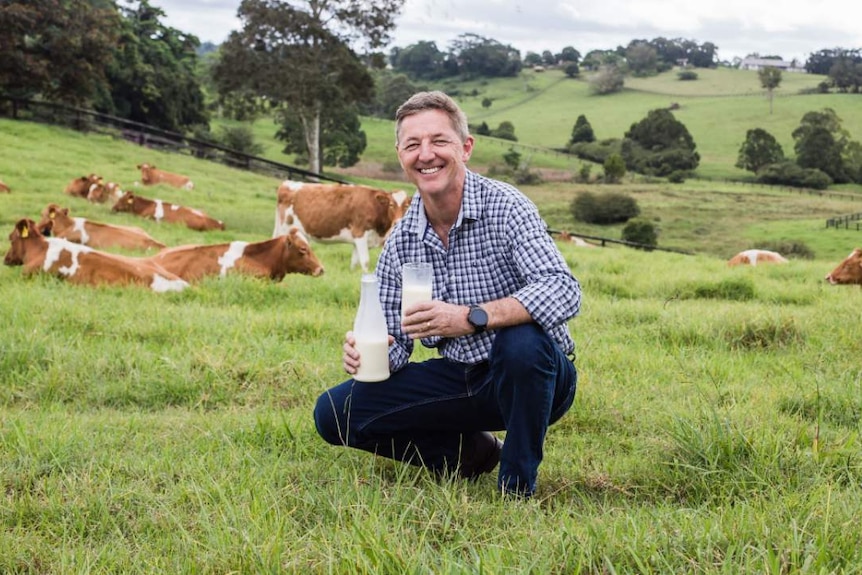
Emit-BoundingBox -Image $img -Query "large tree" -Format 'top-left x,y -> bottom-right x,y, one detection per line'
0,0 -> 119,105
96,0 -> 208,132
792,108 -> 851,183
621,108 -> 699,176
214,0 -> 403,174
736,128 -> 784,173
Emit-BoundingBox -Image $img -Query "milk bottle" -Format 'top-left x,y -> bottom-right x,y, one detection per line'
353,274 -> 390,382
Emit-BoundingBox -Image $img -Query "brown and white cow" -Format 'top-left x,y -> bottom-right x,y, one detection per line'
825,248 -> 862,285
137,163 -> 194,190
557,230 -> 597,248
86,180 -> 125,204
111,191 -> 225,231
0,179 -> 10,193
272,180 -> 411,272
37,203 -> 166,251
149,229 -> 324,282
727,249 -> 788,266
4,218 -> 189,292
64,174 -> 103,198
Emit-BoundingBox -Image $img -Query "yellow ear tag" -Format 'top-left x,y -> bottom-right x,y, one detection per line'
127,198 -> 133,204
50,212 -> 56,219
21,227 -> 29,238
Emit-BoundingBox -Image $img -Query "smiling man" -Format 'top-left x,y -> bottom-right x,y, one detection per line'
313,91 -> 581,498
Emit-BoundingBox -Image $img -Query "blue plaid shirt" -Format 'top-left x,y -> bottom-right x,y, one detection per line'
376,170 -> 581,370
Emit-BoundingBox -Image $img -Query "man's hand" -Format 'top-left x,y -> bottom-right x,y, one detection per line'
401,301 -> 473,339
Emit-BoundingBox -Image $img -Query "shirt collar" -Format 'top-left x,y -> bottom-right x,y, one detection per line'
406,170 -> 484,236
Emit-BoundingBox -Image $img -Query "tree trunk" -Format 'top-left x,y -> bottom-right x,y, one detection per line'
301,101 -> 322,177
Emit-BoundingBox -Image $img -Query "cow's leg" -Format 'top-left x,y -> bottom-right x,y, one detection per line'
352,235 -> 370,272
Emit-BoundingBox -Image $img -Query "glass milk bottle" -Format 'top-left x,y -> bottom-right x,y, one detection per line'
353,274 -> 390,382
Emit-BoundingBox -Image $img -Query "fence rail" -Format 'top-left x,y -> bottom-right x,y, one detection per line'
0,96 -> 349,185
547,228 -> 694,255
826,212 -> 862,231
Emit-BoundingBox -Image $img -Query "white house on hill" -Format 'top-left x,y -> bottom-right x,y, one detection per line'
739,57 -> 807,73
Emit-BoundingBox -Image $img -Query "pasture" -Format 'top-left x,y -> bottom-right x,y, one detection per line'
2,117 -> 862,572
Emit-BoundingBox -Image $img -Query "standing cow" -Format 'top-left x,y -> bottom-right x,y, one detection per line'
137,163 -> 194,190
825,248 -> 862,285
272,180 -> 411,272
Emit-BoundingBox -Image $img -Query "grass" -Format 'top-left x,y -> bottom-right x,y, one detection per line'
2,91 -> 862,572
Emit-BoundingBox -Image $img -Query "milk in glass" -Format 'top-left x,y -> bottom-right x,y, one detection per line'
401,262 -> 433,318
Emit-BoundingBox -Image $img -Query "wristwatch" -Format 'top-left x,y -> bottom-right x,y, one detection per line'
467,305 -> 488,334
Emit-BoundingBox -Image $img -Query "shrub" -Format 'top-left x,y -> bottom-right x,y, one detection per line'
756,162 -> 832,190
219,125 -> 264,157
602,153 -> 626,183
677,70 -> 698,81
754,240 -> 815,260
491,121 -> 517,141
570,138 -> 621,164
667,170 -> 687,183
621,219 -> 657,249
570,191 -> 640,224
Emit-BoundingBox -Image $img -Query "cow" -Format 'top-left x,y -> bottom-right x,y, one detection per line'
272,180 -> 411,272
4,218 -> 189,293
149,229 -> 324,282
86,180 -> 125,204
64,174 -> 103,198
825,248 -> 862,285
557,230 -> 597,248
0,179 -> 10,193
137,163 -> 194,190
36,203 -> 166,251
727,249 -> 788,266
111,191 -> 225,231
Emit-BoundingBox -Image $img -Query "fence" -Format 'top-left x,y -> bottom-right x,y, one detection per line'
826,212 -> 862,231
0,96 -> 349,185
547,228 -> 694,255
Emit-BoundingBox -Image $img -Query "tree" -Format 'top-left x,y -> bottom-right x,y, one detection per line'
603,153 -> 626,183
214,0 -> 403,174
621,108 -> 699,176
758,66 -> 782,114
569,114 -> 595,145
391,40 -> 447,80
792,108 -> 851,183
626,41 -> 658,77
736,128 -> 784,173
0,0 -> 120,105
559,46 -> 581,64
450,33 -> 522,78
589,64 -> 625,95
491,121 -> 517,141
97,0 -> 208,132
276,102 -> 367,168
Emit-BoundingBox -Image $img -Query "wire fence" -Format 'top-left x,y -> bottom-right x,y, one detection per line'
0,96 -> 349,185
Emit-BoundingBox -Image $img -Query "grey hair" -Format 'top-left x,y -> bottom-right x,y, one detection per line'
394,91 -> 470,145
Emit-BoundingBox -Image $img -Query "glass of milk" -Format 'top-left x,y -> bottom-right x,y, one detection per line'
401,262 -> 433,319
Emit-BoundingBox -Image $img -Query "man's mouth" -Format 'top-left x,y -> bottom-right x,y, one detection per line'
419,167 -> 441,175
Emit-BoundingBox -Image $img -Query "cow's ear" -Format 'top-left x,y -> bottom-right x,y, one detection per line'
377,194 -> 390,207
16,219 -> 30,238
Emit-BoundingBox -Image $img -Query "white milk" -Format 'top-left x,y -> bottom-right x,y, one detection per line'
354,338 -> 390,382
401,284 -> 433,318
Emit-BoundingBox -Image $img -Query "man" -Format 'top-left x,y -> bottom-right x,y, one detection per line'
313,91 -> 581,498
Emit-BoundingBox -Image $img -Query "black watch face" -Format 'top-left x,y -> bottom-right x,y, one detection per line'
469,307 -> 488,328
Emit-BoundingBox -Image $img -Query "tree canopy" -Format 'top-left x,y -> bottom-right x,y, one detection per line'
621,108 -> 700,177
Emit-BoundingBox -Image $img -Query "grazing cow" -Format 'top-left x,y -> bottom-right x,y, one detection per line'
111,191 -> 225,231
825,248 -> 862,285
36,203 -> 165,251
727,249 -> 788,266
557,230 -> 597,248
64,174 -> 103,198
4,219 -> 189,292
0,179 -> 10,193
150,229 -> 324,282
86,180 -> 124,204
137,163 -> 194,190
272,180 -> 411,272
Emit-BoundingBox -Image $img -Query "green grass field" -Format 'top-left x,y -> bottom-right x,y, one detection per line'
2,80 -> 862,572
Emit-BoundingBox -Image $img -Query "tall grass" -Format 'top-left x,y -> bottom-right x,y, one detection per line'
2,112 -> 862,573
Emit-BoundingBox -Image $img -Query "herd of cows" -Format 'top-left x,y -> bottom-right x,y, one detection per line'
2,164 -> 412,292
2,165 -> 861,290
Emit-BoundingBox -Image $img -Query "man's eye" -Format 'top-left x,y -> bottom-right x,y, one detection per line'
434,139 -> 451,146
403,143 -> 419,151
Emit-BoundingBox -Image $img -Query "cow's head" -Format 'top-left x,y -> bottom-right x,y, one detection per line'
4,218 -> 41,266
36,203 -> 68,235
825,248 -> 862,285
284,229 -> 324,278
111,191 -> 137,213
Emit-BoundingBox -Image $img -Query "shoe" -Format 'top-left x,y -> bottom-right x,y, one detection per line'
458,431 -> 502,480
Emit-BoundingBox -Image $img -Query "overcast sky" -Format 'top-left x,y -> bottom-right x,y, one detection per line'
156,0 -> 861,64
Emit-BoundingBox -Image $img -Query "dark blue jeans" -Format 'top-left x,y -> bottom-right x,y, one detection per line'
313,323 -> 577,497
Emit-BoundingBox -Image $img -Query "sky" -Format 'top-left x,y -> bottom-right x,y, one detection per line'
156,0 -> 861,64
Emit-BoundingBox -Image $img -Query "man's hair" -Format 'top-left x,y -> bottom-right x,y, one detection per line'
395,91 -> 469,145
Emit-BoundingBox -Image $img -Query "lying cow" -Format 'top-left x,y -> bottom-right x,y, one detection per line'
137,163 -> 194,190
86,180 -> 124,204
727,249 -> 788,266
0,179 -> 10,193
557,230 -> 597,248
825,248 -> 862,285
37,203 -> 165,251
111,191 -> 225,231
64,173 -> 103,198
272,180 -> 411,272
4,218 -> 189,293
149,229 -> 324,282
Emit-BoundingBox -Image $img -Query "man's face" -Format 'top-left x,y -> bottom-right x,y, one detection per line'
396,109 -> 473,199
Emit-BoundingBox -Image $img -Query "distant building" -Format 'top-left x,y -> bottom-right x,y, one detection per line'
739,57 -> 807,73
